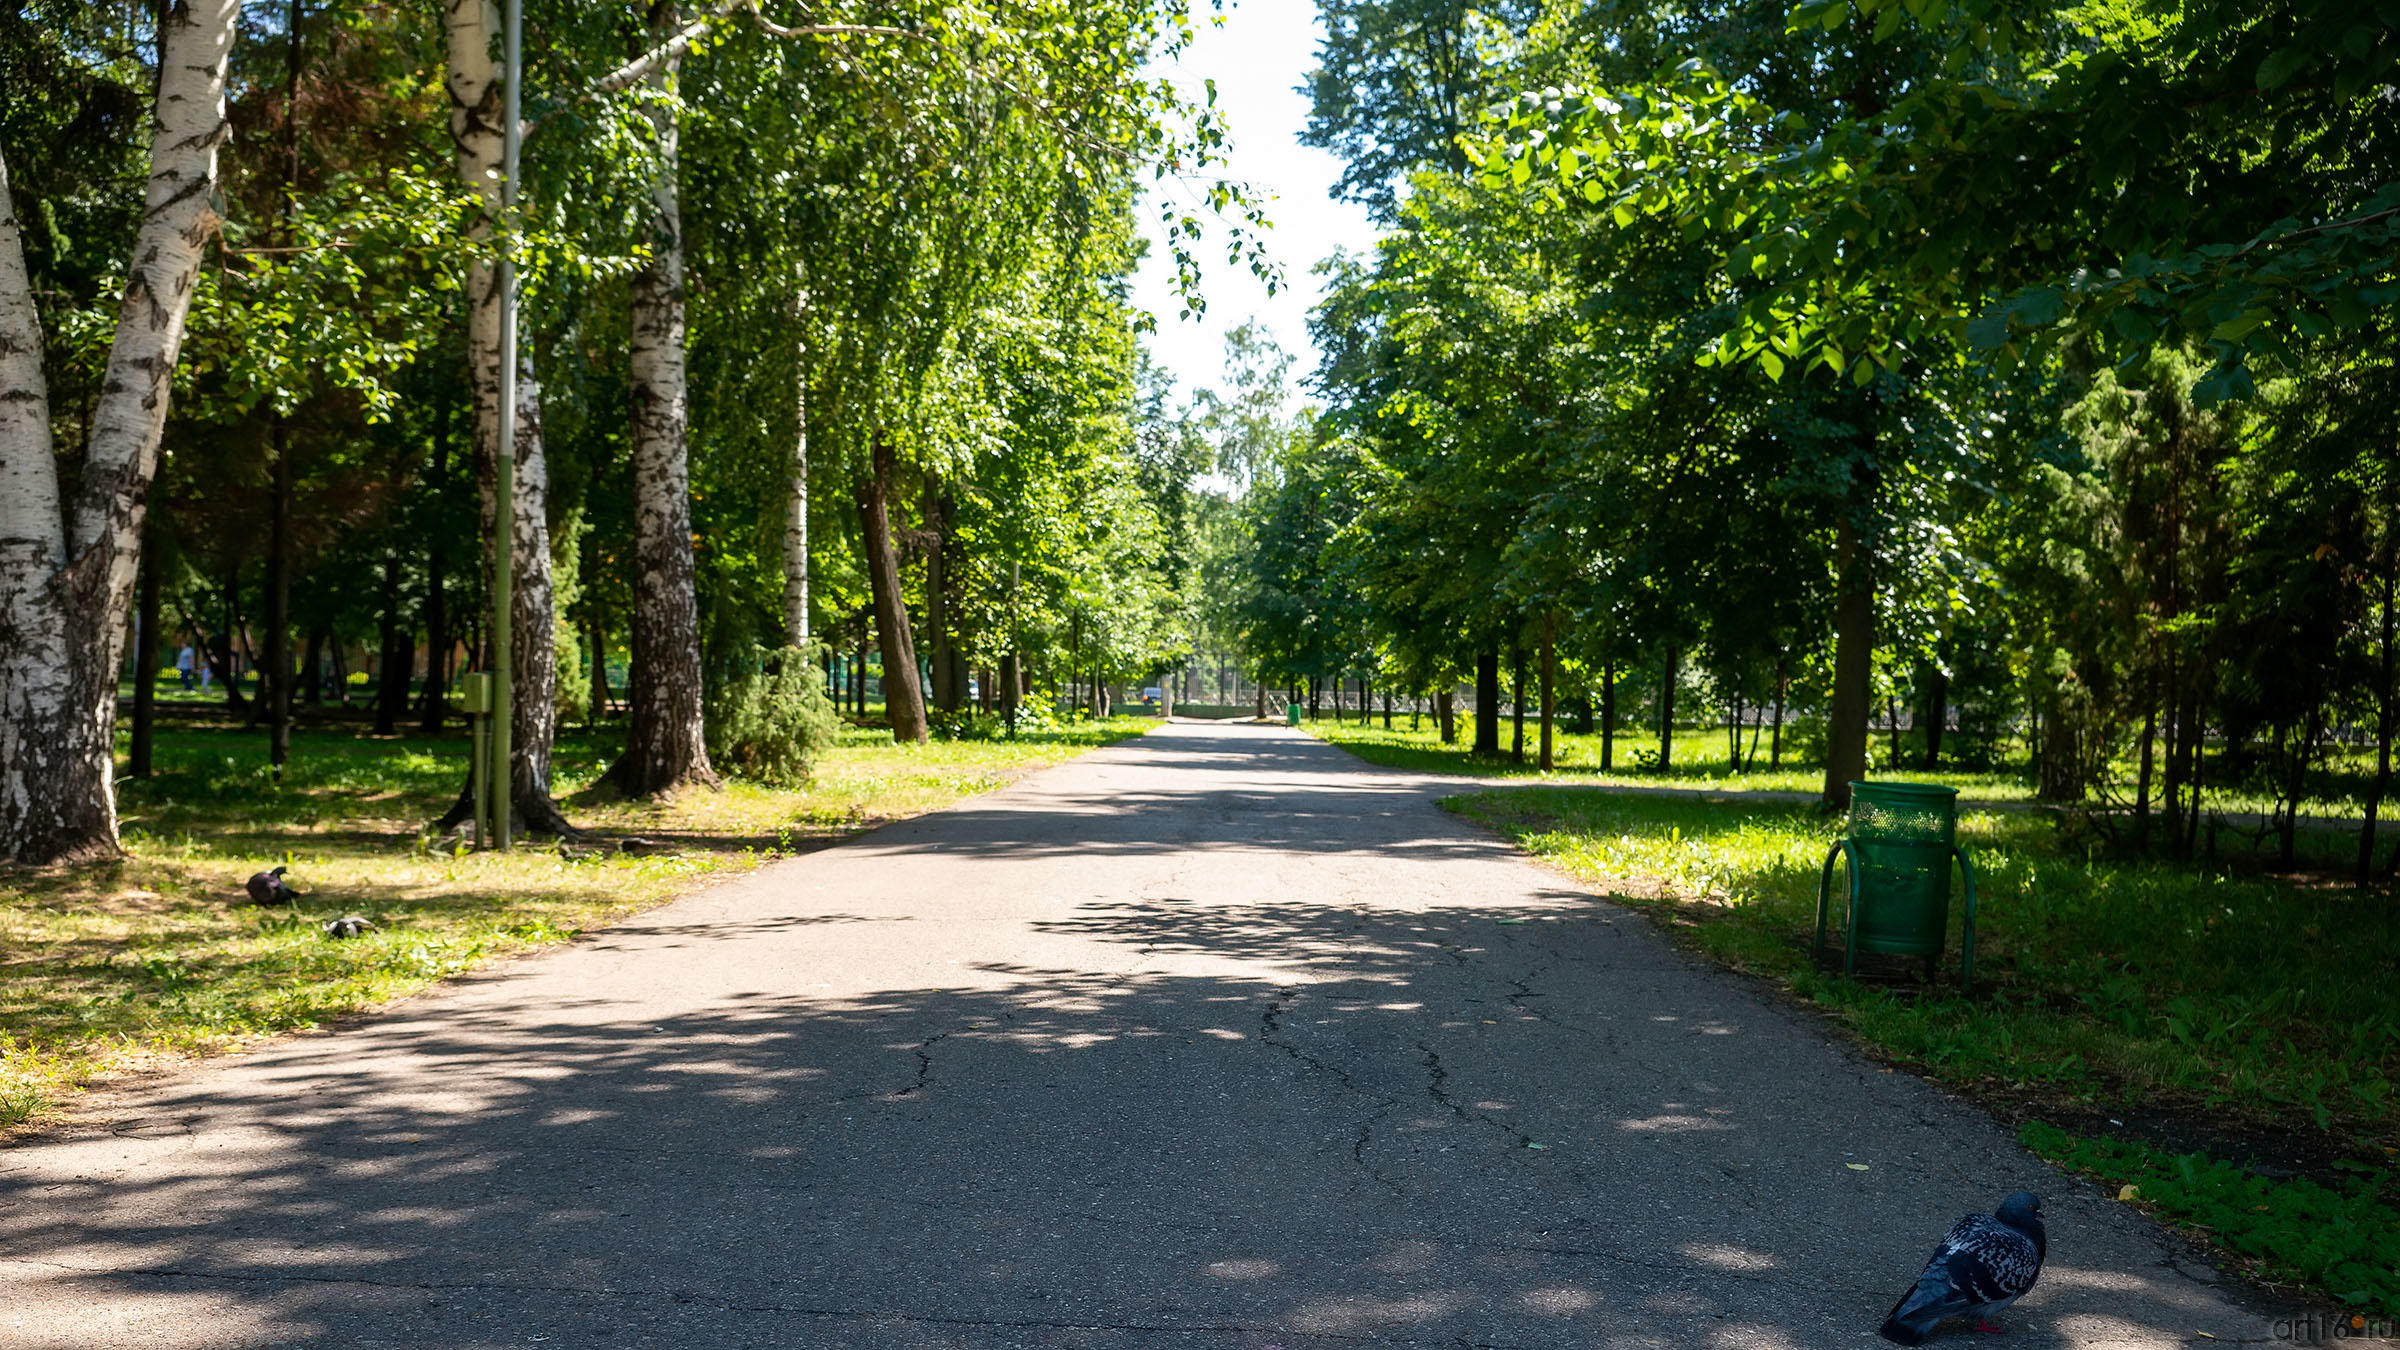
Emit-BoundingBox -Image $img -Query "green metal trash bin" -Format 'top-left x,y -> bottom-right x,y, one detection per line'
1815,781 -> 1978,990
1286,702 -> 1301,727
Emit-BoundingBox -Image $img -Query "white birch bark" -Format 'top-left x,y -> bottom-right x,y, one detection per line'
0,0 -> 240,862
446,0 -> 572,831
612,13 -> 716,795
782,298 -> 808,646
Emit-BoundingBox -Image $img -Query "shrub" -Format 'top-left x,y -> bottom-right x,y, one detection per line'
706,645 -> 836,785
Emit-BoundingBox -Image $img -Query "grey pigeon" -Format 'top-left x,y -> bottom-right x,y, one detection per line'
1880,1192 -> 2045,1344
321,915 -> 376,939
245,865 -> 296,906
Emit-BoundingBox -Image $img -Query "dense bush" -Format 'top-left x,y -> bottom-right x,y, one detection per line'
706,646 -> 836,786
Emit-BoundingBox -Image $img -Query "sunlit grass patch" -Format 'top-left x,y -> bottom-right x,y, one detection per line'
1450,787 -> 2400,1152
0,713 -> 1156,1127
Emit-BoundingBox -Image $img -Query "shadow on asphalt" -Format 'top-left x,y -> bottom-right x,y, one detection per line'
0,724 -> 2255,1348
3,916 -> 2239,1347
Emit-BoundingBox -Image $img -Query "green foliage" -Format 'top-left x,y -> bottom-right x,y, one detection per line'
705,646 -> 837,787
2019,1121 -> 2400,1316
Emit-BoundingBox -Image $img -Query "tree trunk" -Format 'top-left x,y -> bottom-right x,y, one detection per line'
783,291 -> 810,647
264,428 -> 291,769
0,0 -> 241,862
1537,618 -> 1555,772
1436,688 -> 1456,744
1919,661 -> 1948,768
857,439 -> 927,743
442,0 -> 572,835
1770,654 -> 1787,768
2135,687 -> 2158,847
376,553 -> 405,735
1824,517 -> 1874,808
1510,647 -> 1526,764
419,537 -> 448,730
1658,646 -> 1677,771
1473,645 -> 1500,756
1727,688 -> 1743,773
300,626 -> 327,705
418,360 -> 454,732
609,11 -> 716,796
2362,561 -> 2395,882
129,528 -> 161,778
1601,660 -> 1616,769
925,470 -> 963,714
587,609 -> 610,728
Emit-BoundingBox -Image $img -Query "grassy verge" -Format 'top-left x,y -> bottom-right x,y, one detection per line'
0,713 -> 1155,1128
1446,785 -> 2400,1312
2018,1120 -> 2397,1315
1310,719 -> 2035,800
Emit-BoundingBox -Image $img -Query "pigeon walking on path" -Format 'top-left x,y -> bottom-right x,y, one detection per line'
244,865 -> 297,906
1879,1192 -> 2046,1344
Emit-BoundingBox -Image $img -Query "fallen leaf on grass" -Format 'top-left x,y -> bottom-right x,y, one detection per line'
2118,1184 -> 2141,1201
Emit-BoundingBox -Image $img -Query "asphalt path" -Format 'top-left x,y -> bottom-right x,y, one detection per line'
0,720 -> 2270,1348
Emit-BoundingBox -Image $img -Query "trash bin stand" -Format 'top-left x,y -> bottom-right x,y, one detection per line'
1953,843 -> 1978,994
1814,839 -> 1860,976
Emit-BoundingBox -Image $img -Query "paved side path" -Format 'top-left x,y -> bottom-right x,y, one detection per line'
1,722 -> 2259,1348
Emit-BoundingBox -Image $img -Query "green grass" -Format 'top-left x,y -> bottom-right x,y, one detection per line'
1448,787 -> 2400,1147
0,711 -> 1155,1128
2020,1120 -> 2398,1316
1309,719 -> 2037,800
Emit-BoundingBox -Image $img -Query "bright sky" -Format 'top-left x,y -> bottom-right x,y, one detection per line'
1128,1 -> 1381,405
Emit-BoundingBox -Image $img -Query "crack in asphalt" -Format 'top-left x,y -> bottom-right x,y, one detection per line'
1258,988 -> 1408,1197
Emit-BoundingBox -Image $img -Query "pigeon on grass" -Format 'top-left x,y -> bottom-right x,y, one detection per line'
321,915 -> 377,939
1879,1192 -> 2045,1344
245,865 -> 298,906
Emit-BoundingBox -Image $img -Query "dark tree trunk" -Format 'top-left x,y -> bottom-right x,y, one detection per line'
857,440 -> 927,743
2136,688 -> 2159,847
925,471 -> 964,714
1771,653 -> 1788,768
418,364 -> 452,732
1436,688 -> 1456,744
266,423 -> 292,772
1728,688 -> 1743,773
1658,646 -> 1678,771
1825,518 -> 1873,807
587,609 -> 610,728
1510,646 -> 1526,764
1920,663 -> 1947,768
212,566 -> 246,711
299,626 -> 325,706
1537,619 -> 1555,772
1474,645 -> 1500,757
2360,548 -> 2395,881
129,532 -> 161,778
1601,660 -> 1616,769
375,553 -> 405,735
1571,692 -> 1593,735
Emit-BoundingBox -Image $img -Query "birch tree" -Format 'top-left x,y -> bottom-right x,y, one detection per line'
607,0 -> 717,795
0,0 -> 242,863
443,0 -> 571,834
